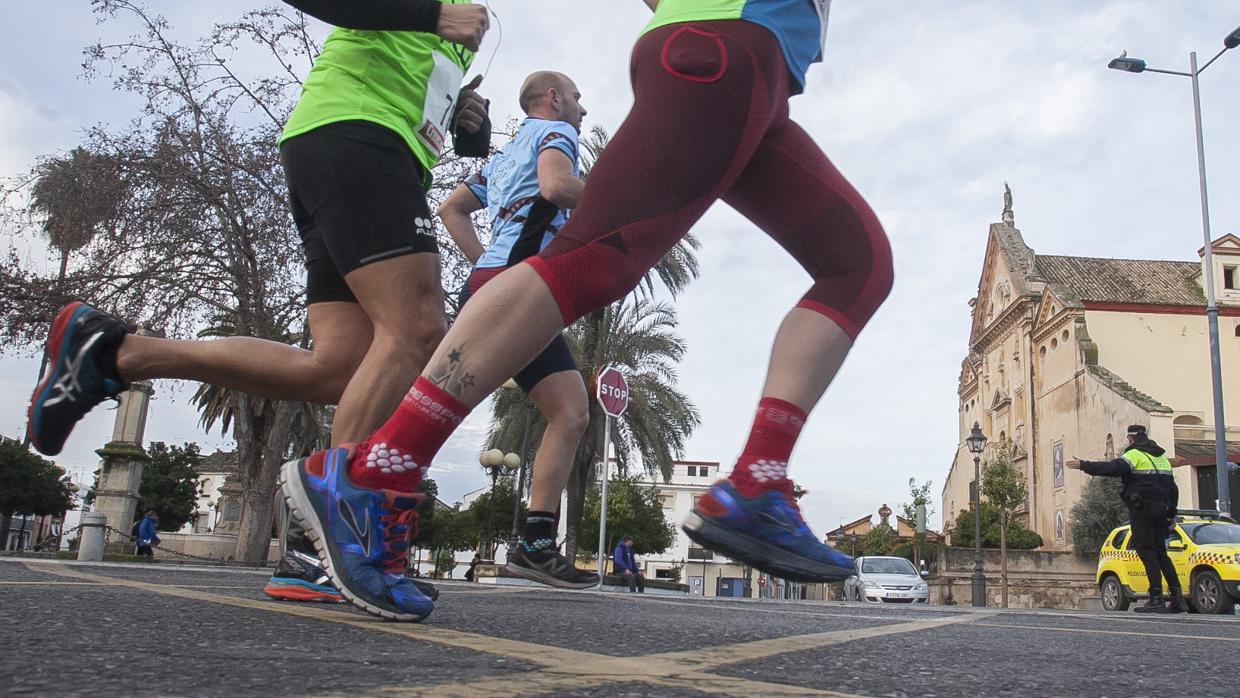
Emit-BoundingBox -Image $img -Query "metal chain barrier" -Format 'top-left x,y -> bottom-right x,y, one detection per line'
0,524 -> 84,556
105,525 -> 269,565
0,521 -> 270,566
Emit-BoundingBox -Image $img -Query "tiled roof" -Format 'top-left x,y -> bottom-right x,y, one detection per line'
197,450 -> 237,474
1035,256 -> 1204,306
1173,439 -> 1240,461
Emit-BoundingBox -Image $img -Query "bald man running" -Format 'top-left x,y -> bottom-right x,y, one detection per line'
438,71 -> 596,589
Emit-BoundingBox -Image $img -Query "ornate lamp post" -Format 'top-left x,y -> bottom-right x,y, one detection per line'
479,448 -> 518,562
967,421 -> 988,607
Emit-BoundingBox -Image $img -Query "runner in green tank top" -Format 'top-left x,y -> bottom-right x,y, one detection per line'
23,0 -> 493,619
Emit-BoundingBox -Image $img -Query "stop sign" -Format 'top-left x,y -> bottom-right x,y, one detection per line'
595,366 -> 629,417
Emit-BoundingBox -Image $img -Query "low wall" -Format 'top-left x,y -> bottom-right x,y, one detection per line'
475,564 -> 690,595
148,532 -> 280,562
931,547 -> 1100,610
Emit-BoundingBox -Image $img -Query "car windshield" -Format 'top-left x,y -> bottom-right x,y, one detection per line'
861,558 -> 917,575
1183,522 -> 1240,545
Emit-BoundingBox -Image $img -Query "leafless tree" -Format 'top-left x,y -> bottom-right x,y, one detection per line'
0,2 -> 497,561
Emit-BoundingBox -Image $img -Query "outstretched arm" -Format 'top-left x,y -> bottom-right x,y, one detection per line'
1066,457 -> 1130,477
438,184 -> 486,265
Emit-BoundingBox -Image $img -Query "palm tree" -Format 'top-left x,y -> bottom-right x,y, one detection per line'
29,147 -> 125,283
485,126 -> 703,558
24,148 -> 126,445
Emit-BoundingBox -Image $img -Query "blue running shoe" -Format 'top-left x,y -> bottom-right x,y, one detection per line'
280,447 -> 433,621
28,302 -> 130,456
683,481 -> 853,583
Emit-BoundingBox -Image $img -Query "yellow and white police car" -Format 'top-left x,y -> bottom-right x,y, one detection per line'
1096,510 -> 1240,614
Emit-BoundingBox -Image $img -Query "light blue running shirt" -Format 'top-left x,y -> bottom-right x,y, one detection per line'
466,118 -> 580,269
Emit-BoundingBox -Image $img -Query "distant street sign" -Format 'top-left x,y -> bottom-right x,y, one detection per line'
596,366 -> 629,418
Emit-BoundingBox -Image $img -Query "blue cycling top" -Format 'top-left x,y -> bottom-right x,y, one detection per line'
466,118 -> 580,268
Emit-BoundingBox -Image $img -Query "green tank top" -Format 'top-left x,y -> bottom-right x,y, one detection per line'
281,1 -> 475,176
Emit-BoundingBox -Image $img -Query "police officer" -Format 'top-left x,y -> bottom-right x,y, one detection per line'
1067,425 -> 1185,613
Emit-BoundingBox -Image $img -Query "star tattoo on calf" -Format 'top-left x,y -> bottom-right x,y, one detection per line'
428,345 -> 477,400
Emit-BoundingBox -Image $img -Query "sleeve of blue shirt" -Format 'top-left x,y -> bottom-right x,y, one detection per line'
534,120 -> 579,167
465,162 -> 490,206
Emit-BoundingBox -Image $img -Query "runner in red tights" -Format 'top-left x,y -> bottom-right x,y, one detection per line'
282,0 -> 893,622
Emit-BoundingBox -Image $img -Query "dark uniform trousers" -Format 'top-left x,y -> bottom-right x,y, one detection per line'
1129,499 -> 1179,596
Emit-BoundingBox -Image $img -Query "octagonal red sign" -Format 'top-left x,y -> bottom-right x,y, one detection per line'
595,366 -> 629,418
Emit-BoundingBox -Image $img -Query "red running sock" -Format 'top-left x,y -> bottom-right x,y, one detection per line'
347,377 -> 470,491
727,397 -> 806,497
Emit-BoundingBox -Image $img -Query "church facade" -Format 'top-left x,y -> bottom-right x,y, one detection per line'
943,191 -> 1240,551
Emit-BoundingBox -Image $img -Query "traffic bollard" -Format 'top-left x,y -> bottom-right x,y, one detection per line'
77,512 -> 108,561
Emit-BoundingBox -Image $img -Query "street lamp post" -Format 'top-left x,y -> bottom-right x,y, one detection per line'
479,449 -> 517,562
509,396 -> 535,550
1108,24 -> 1240,516
967,421 -> 988,607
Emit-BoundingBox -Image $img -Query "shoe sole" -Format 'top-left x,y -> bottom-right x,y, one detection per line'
279,458 -> 429,622
504,561 -> 599,590
27,302 -> 89,455
263,580 -> 345,603
682,512 -> 852,583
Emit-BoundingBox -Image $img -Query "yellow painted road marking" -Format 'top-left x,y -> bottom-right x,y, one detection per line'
976,621 -> 1240,642
23,563 -> 983,697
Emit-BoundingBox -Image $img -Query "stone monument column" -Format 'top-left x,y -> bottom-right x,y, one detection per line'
92,381 -> 154,553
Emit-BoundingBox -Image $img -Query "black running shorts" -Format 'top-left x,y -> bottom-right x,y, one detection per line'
281,120 -> 439,305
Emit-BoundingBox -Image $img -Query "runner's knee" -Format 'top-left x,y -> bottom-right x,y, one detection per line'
800,207 -> 893,339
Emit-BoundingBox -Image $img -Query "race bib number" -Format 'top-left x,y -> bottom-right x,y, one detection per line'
813,0 -> 831,52
417,51 -> 466,155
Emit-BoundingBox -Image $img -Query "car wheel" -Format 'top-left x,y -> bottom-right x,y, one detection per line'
1101,576 -> 1130,612
1191,569 -> 1231,615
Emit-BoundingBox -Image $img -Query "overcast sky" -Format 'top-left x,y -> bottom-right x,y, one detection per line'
2,2 -> 1239,534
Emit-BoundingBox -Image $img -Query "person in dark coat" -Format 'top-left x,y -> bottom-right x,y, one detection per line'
1068,425 -> 1185,613
612,535 -> 644,593
135,511 -> 160,559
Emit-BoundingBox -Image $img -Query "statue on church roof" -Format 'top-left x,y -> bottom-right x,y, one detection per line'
1002,182 -> 1015,226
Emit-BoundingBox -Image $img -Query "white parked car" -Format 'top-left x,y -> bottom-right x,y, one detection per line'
843,556 -> 929,604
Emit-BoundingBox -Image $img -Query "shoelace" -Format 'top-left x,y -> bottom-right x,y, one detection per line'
379,507 -> 418,575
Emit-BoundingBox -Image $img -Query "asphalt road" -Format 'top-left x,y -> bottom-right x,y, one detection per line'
2,558 -> 1238,697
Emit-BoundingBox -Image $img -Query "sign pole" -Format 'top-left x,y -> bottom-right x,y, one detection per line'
596,415 -> 612,589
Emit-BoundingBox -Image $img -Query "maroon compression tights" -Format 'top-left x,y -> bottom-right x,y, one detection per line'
526,20 -> 893,338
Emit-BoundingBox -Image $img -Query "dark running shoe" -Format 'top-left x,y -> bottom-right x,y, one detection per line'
28,302 -> 130,456
264,549 -> 346,603
1134,595 -> 1167,614
506,544 -> 600,589
683,480 -> 853,583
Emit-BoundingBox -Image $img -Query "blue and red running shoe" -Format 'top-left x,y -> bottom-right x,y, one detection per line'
683,480 -> 854,583
280,447 -> 433,622
28,302 -> 131,456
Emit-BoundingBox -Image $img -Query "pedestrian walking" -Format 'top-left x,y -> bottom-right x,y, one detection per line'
135,511 -> 160,559
1067,424 -> 1186,613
